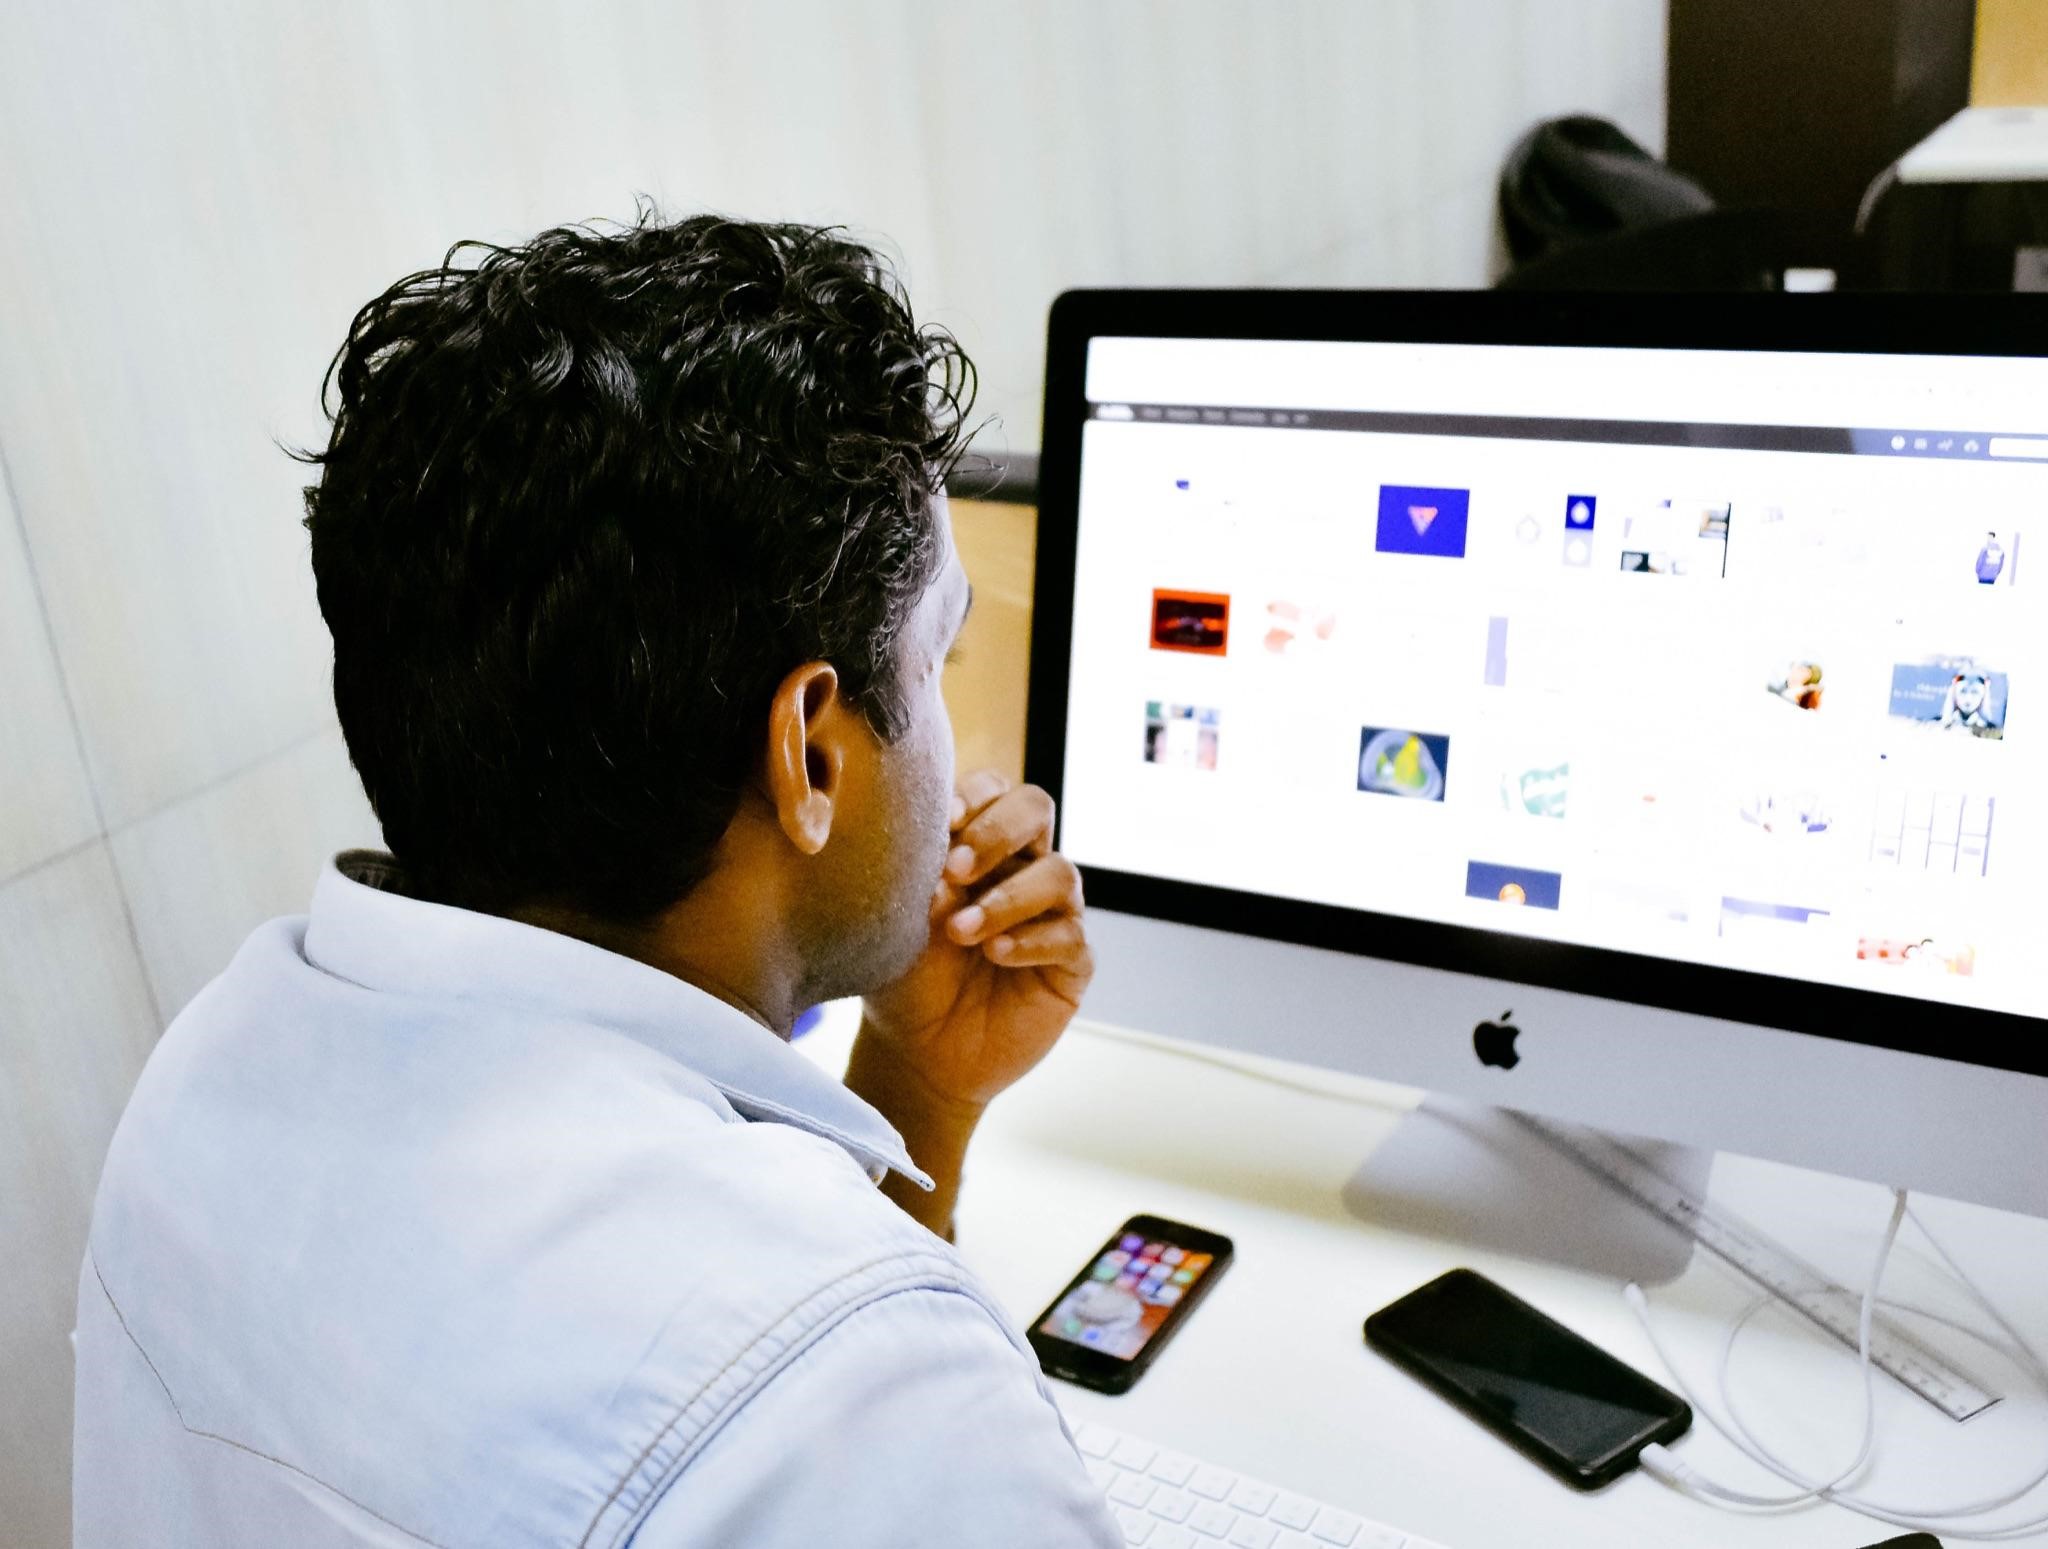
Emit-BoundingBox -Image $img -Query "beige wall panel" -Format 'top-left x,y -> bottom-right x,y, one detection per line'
947,498 -> 1039,784
1974,0 -> 2048,106
109,725 -> 380,1023
0,845 -> 160,1549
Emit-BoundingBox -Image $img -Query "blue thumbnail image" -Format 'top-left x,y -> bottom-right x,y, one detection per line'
1888,659 -> 2007,739
1358,727 -> 1451,800
1719,897 -> 1829,933
1565,494 -> 1597,530
1465,860 -> 1562,910
1375,484 -> 1470,559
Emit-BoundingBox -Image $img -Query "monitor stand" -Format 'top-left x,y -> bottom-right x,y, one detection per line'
1340,1095 -> 1708,1285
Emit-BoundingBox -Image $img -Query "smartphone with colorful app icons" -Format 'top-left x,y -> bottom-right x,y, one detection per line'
1026,1214 -> 1234,1393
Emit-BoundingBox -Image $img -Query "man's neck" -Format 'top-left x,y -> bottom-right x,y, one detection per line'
508,858 -> 807,1037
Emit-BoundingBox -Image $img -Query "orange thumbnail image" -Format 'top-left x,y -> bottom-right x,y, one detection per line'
1856,936 -> 1976,976
1150,589 -> 1231,655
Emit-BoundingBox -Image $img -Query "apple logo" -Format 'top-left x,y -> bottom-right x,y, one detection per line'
1473,1011 -> 1521,1070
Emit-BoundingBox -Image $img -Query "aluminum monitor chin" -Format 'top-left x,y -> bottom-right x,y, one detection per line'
1025,291 -> 2048,1220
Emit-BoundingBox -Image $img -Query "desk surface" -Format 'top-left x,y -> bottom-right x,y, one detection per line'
801,1002 -> 2048,1548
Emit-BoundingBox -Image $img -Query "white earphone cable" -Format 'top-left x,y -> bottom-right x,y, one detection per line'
1631,1188 -> 2048,1539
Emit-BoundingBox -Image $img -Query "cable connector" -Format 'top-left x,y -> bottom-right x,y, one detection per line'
1638,1442 -> 1695,1491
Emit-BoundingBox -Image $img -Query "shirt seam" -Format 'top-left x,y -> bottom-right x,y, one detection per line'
86,1248 -> 449,1549
581,1253 -> 1006,1549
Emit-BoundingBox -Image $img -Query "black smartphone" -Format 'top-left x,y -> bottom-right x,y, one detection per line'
1364,1268 -> 1691,1489
1027,1214 -> 1233,1394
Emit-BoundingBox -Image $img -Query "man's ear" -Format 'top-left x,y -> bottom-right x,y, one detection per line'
764,661 -> 846,856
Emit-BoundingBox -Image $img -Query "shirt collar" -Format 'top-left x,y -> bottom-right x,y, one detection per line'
302,851 -> 932,1190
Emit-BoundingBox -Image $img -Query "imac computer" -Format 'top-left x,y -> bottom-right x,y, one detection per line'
1025,292 -> 2048,1267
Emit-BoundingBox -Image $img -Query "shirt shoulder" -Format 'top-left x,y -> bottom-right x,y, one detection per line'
80,916 -> 980,1549
623,1284 -> 1119,1549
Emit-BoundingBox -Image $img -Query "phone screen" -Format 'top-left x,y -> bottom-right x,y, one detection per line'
1036,1227 -> 1223,1362
1365,1269 -> 1689,1486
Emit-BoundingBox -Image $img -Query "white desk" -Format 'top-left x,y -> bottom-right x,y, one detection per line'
801,1003 -> 2048,1548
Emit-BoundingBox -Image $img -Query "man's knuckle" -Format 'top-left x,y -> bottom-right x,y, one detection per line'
1054,857 -> 1083,902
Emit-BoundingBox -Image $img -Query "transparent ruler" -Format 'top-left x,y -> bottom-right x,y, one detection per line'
1511,1112 -> 2001,1421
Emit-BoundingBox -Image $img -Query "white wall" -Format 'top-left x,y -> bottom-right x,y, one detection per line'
0,2 -> 1665,1541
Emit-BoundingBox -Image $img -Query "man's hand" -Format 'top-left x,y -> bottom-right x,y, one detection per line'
860,770 -> 1092,1110
847,771 -> 1093,1236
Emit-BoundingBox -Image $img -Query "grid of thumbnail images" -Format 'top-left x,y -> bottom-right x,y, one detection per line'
1139,480 -> 2017,983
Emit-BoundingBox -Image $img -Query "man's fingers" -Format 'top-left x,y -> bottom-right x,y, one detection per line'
951,769 -> 1012,833
944,853 -> 1082,944
983,915 -> 1092,972
944,783 -> 1055,885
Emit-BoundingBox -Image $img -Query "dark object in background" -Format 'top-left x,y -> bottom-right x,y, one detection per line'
1499,207 -> 1862,293
1495,115 -> 1852,293
946,448 -> 1039,505
1667,0 -> 1972,223
1499,116 -> 1714,267
1872,168 -> 2048,291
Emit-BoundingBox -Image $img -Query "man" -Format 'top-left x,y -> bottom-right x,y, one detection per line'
73,214 -> 1122,1547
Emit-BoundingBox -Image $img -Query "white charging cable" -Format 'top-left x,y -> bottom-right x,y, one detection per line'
1632,1187 -> 1902,1509
1629,1188 -> 2048,1539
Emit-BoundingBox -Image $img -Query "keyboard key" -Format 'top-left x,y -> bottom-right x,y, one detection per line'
1270,1494 -> 1318,1530
1227,1480 -> 1277,1515
1112,1437 -> 1160,1472
1150,1450 -> 1198,1487
1190,1501 -> 1237,1537
1110,1474 -> 1158,1510
1309,1507 -> 1362,1545
1076,1422 -> 1118,1458
1074,1421 -> 1427,1549
1115,1505 -> 1156,1544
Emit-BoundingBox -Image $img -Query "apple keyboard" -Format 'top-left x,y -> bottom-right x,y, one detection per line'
1073,1419 -> 1451,1549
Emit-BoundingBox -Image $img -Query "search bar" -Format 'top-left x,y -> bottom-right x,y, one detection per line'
1988,437 -> 2048,459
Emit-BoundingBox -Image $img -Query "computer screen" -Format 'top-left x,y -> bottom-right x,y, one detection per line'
1029,299 -> 2048,1084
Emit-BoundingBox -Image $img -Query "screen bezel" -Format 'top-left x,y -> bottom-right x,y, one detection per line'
1364,1268 -> 1691,1488
1026,1213 -> 1235,1393
1025,288 -> 2048,1081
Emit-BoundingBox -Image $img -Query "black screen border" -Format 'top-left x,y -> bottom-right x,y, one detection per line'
1024,290 -> 2048,1081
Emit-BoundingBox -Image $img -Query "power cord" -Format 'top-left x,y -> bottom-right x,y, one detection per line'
1855,161 -> 1901,236
1631,1190 -> 2048,1540
1632,1190 -> 1901,1510
1073,1019 -> 1411,1105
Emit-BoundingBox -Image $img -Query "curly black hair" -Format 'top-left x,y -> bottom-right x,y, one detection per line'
300,211 -> 976,921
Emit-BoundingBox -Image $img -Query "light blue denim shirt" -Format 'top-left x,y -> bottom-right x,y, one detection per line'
74,851 -> 1119,1548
